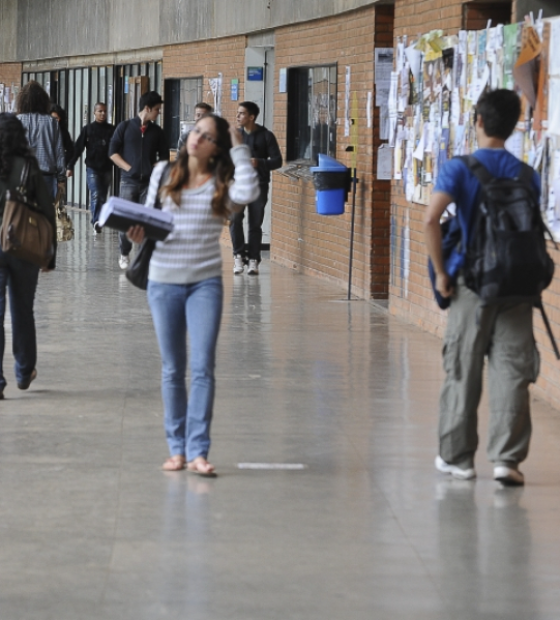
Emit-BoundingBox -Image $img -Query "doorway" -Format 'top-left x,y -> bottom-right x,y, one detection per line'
245,34 -> 276,250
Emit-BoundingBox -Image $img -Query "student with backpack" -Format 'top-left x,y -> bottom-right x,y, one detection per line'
424,89 -> 549,486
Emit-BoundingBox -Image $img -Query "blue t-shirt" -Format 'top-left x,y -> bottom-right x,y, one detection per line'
434,148 -> 541,247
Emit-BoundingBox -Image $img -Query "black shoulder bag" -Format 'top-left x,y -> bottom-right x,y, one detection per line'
125,162 -> 172,290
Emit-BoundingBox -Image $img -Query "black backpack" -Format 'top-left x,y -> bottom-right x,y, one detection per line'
461,155 -> 559,357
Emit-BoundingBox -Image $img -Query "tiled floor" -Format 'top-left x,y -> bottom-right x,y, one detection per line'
1,209 -> 560,619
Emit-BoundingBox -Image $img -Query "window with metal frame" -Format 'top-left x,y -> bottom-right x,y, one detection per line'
164,77 -> 204,150
286,65 -> 337,162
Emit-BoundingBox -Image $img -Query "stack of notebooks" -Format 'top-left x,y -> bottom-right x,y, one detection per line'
99,197 -> 174,241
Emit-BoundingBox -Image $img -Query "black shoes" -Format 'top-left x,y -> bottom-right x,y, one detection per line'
17,368 -> 37,391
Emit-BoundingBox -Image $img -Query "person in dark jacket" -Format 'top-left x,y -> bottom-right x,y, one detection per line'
67,102 -> 115,234
0,113 -> 57,398
109,91 -> 169,269
50,104 -> 75,168
230,101 -> 282,275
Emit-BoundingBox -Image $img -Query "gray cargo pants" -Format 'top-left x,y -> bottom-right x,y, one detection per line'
439,278 -> 539,470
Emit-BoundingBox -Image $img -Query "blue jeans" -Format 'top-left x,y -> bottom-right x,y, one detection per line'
0,248 -> 40,391
147,277 -> 223,460
41,173 -> 58,199
229,184 -> 269,262
118,180 -> 149,255
86,168 -> 112,225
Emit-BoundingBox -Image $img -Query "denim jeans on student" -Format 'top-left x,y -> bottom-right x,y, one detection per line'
118,180 -> 149,256
0,248 -> 40,392
147,276 -> 223,460
229,184 -> 269,262
87,168 -> 112,225
41,173 -> 58,199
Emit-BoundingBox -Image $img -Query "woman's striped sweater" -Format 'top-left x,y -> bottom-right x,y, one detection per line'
146,144 -> 259,285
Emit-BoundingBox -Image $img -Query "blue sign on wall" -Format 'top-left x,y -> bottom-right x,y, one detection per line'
247,66 -> 264,81
231,79 -> 239,101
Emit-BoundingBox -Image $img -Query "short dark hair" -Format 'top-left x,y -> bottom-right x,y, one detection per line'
475,89 -> 520,141
16,80 -> 51,115
239,101 -> 260,120
138,91 -> 163,112
94,102 -> 107,110
50,103 -> 69,132
195,102 -> 213,112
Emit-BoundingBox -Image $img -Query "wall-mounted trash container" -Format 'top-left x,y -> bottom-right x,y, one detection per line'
310,154 -> 351,216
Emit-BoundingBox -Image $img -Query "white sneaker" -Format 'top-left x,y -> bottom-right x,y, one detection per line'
493,465 -> 524,486
118,255 -> 130,270
93,221 -> 102,234
233,254 -> 244,275
247,259 -> 259,275
435,456 -> 476,480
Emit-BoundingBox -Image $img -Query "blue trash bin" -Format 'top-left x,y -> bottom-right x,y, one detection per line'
310,154 -> 351,215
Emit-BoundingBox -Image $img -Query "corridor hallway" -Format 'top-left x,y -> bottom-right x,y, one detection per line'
1,210 -> 560,620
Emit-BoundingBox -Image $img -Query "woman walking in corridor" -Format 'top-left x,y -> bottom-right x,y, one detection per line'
127,113 -> 259,474
16,81 -> 66,198
0,113 -> 57,398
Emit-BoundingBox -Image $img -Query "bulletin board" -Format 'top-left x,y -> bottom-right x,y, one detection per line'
388,16 -> 560,238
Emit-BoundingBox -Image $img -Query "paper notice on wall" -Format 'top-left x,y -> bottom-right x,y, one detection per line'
513,25 -> 542,108
505,130 -> 524,160
367,91 -> 372,128
380,104 -> 390,140
345,66 -> 351,137
396,42 -> 405,73
405,44 -> 422,82
375,48 -> 394,86
208,73 -> 223,116
549,19 -> 560,76
548,78 -> 560,136
413,129 -> 425,161
377,144 -> 393,180
376,87 -> 389,107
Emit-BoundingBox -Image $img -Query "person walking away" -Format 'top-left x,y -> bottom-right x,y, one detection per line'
109,91 -> 169,269
424,89 -> 542,486
126,113 -> 259,474
177,102 -> 213,152
16,81 -> 66,198
230,101 -> 282,275
67,102 -> 115,234
0,113 -> 57,398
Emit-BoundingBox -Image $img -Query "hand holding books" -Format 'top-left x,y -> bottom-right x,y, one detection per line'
98,196 -> 174,241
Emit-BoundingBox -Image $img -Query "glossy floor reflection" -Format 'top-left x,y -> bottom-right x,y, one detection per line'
1,209 -> 560,619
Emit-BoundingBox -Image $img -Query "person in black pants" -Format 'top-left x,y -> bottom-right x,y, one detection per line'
66,102 -> 115,234
109,91 -> 169,269
230,101 -> 282,275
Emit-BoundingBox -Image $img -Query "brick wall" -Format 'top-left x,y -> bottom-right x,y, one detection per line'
163,36 -> 246,124
0,62 -> 22,88
391,0 -> 560,410
272,6 -> 388,299
163,36 -> 246,247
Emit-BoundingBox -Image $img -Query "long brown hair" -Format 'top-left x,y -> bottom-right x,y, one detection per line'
162,114 -> 234,218
16,80 -> 52,115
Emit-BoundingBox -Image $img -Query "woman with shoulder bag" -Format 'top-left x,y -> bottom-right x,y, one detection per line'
0,113 -> 57,398
16,81 -> 66,198
127,113 -> 259,474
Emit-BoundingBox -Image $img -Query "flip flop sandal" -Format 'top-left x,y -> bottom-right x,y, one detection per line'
162,456 -> 186,471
